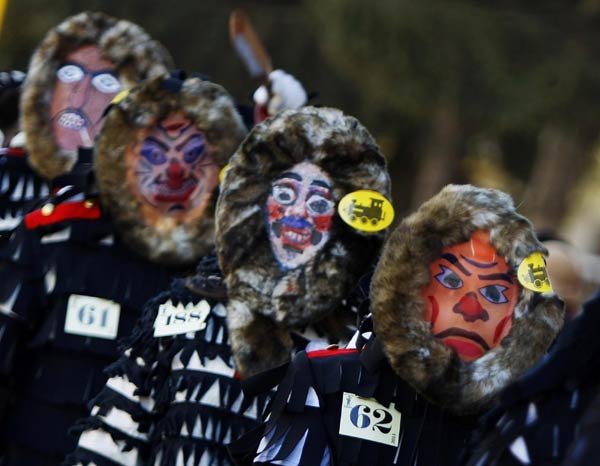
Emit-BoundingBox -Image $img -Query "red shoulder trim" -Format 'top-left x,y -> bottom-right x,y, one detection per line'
25,200 -> 101,230
307,348 -> 359,359
0,148 -> 26,157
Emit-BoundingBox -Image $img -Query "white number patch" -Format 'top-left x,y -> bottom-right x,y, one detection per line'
339,392 -> 401,447
153,299 -> 211,337
64,294 -> 121,340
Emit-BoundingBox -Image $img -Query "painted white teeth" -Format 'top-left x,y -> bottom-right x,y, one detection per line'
58,112 -> 85,129
284,230 -> 309,243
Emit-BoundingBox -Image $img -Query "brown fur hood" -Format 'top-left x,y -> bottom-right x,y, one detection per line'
216,106 -> 391,377
21,11 -> 173,180
96,75 -> 247,266
371,184 -> 564,414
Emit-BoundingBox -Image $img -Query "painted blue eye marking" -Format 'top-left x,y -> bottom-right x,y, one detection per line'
435,265 -> 463,289
479,284 -> 509,304
183,142 -> 205,164
140,141 -> 167,165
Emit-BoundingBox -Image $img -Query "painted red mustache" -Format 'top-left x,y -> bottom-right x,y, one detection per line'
434,327 -> 491,351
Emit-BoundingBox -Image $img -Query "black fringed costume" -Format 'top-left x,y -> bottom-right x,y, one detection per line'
0,186 -> 192,465
235,185 -> 564,466
464,291 -> 600,466
65,256 -> 273,466
58,70 -> 247,466
236,317 -> 480,466
0,148 -> 49,238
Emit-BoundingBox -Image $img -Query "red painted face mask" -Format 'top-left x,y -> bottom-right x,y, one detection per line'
126,111 -> 219,222
421,230 -> 520,362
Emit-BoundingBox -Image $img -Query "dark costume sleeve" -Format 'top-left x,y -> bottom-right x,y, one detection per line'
64,289 -> 161,466
560,387 -> 600,466
0,220 -> 46,416
464,291 -> 600,466
0,148 -> 49,240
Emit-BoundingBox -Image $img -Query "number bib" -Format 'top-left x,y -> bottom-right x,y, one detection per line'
339,392 -> 401,447
64,294 -> 121,340
153,299 -> 211,337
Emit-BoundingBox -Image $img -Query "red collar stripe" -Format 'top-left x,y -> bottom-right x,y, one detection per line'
307,348 -> 358,359
25,201 -> 101,230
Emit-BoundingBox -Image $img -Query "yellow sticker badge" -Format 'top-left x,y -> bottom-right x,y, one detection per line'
219,164 -> 230,184
111,89 -> 130,105
338,190 -> 394,233
517,252 -> 553,293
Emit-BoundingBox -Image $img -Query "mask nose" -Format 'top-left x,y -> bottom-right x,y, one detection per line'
67,75 -> 93,108
287,200 -> 308,218
167,161 -> 184,189
453,292 -> 489,322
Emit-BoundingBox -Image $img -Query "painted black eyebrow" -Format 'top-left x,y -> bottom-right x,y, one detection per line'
461,255 -> 498,269
478,273 -> 513,284
310,179 -> 331,189
276,172 -> 302,181
441,253 -> 471,276
143,136 -> 168,152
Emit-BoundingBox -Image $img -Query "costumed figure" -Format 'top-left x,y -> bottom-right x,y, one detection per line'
0,11 -> 173,240
21,10 -> 172,180
0,70 -> 47,237
0,73 -> 244,466
0,70 -> 25,148
64,106 -> 390,466
217,106 -> 392,378
464,288 -> 600,465
241,184 -> 564,466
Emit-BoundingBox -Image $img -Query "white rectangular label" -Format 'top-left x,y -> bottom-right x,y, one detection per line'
153,299 -> 211,337
339,392 -> 401,447
64,294 -> 121,340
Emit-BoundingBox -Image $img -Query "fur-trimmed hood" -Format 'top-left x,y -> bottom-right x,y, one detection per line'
216,106 -> 391,377
371,184 -> 565,414
96,75 -> 247,266
21,11 -> 173,180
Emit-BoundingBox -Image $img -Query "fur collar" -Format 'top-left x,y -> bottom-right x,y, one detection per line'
21,11 -> 173,179
371,184 -> 565,414
95,75 -> 246,266
216,107 -> 391,377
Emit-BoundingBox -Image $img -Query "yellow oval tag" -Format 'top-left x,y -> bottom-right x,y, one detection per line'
517,252 -> 554,293
111,89 -> 130,105
219,164 -> 230,184
338,190 -> 394,233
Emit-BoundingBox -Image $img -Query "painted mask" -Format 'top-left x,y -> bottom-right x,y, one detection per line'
49,44 -> 121,150
126,111 -> 219,221
422,230 -> 520,362
266,161 -> 334,270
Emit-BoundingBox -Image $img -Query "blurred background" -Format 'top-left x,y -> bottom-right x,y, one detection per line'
2,0 -> 600,251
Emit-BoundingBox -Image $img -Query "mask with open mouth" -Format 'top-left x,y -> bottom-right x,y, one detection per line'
49,44 -> 121,152
127,111 -> 219,220
371,184 -> 565,414
216,106 -> 392,377
21,11 -> 173,180
266,161 -> 334,270
96,75 -> 246,266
